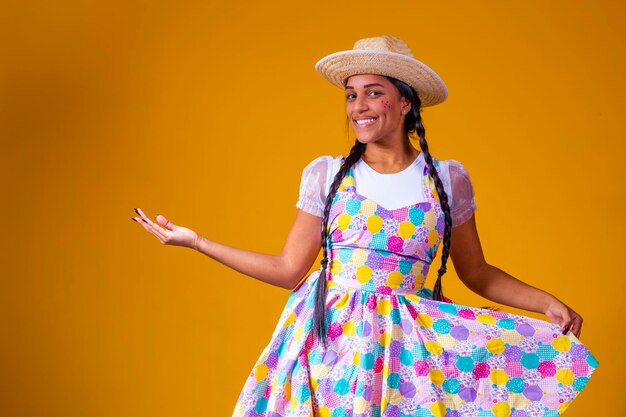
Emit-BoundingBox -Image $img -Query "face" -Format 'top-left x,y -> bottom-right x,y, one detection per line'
345,74 -> 410,144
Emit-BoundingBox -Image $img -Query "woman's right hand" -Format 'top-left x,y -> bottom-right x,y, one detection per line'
132,208 -> 200,250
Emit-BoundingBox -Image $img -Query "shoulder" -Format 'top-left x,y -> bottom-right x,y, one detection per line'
301,155 -> 344,177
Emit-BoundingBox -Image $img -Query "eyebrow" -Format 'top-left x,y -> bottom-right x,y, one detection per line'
345,83 -> 385,90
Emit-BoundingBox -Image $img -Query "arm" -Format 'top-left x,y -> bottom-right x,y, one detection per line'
133,207 -> 322,290
449,214 -> 583,337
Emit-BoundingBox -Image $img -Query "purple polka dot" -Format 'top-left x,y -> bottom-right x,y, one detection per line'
389,341 -> 403,356
515,323 -> 535,337
367,252 -> 384,269
504,345 -> 522,362
319,379 -> 334,395
570,344 -> 589,360
400,319 -> 413,334
458,387 -> 477,402
384,405 -> 400,417
378,207 -> 392,219
446,412 -> 461,417
450,325 -> 469,341
266,352 -> 279,368
322,350 -> 338,366
510,411 -> 528,417
363,385 -> 372,401
523,385 -> 543,401
399,382 -> 416,398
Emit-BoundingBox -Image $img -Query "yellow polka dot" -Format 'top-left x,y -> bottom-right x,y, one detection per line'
352,350 -> 360,365
429,369 -> 444,385
405,294 -> 421,303
294,326 -> 303,341
558,402 -> 571,414
556,369 -> 575,385
379,331 -> 392,347
430,401 -> 446,417
290,396 -> 298,409
552,336 -> 572,352
337,213 -> 352,231
418,313 -> 433,328
424,210 -> 438,229
367,215 -> 384,234
387,271 -> 404,289
344,176 -> 355,187
486,338 -> 506,354
477,314 -> 496,325
492,402 -> 511,417
360,200 -> 377,216
344,320 -> 357,336
377,299 -> 392,315
425,340 -> 443,355
398,221 -> 415,239
335,293 -> 349,309
428,229 -> 439,245
352,248 -> 368,266
330,259 -> 342,275
490,369 -> 509,386
354,398 -> 368,413
326,280 -> 337,289
254,363 -> 268,381
317,406 -> 331,417
356,265 -> 373,283
284,312 -> 296,326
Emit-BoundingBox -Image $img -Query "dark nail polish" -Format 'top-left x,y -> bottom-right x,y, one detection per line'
131,217 -> 137,222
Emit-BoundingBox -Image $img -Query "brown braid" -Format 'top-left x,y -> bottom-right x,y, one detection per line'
387,77 -> 452,302
313,140 -> 365,344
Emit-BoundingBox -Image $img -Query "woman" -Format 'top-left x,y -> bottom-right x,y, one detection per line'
133,36 -> 597,416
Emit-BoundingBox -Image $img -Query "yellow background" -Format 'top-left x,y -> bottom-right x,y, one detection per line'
2,0 -> 624,416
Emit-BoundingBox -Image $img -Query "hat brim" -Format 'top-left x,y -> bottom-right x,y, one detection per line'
315,50 -> 448,107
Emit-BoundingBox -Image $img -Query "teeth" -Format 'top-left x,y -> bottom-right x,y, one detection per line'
355,118 -> 376,126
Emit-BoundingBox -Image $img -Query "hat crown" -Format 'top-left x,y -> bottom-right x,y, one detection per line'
353,35 -> 414,58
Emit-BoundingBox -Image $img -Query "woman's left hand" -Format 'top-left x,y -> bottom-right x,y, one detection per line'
544,298 -> 583,338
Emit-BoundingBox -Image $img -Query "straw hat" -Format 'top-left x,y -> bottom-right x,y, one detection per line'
315,35 -> 448,107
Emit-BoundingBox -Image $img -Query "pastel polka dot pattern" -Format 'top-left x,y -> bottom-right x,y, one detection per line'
233,158 -> 597,417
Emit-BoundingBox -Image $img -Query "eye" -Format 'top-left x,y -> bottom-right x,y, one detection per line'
345,92 -> 356,101
368,90 -> 381,97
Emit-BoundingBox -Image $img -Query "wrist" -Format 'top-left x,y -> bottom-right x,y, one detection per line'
193,234 -> 203,251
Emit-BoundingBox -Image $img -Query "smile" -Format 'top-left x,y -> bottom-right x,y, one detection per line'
354,118 -> 377,128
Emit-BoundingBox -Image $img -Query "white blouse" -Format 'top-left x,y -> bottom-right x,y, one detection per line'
296,153 -> 477,227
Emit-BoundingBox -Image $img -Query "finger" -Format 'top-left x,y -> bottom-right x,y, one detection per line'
142,217 -> 169,241
560,310 -> 573,335
571,316 -> 583,338
155,214 -> 175,230
136,217 -> 167,242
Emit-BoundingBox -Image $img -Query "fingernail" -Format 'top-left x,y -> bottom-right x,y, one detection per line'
562,326 -> 570,335
134,208 -> 139,214
131,217 -> 137,222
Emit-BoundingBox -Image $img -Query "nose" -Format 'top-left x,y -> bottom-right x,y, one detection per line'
352,95 -> 369,113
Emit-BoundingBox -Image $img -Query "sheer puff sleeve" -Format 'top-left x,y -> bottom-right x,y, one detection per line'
295,156 -> 335,218
441,160 -> 477,227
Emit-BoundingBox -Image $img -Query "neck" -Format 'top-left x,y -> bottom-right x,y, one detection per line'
361,137 -> 420,172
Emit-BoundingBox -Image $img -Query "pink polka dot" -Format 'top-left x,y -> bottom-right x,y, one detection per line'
327,323 -> 343,340
473,362 -> 490,379
538,361 -> 556,377
458,309 -> 476,320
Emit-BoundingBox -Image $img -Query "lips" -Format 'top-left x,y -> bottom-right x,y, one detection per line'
354,117 -> 377,128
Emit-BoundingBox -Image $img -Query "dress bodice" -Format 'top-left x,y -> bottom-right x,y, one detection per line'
326,158 -> 445,295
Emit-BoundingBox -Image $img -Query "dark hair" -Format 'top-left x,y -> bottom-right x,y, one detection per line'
313,76 -> 452,344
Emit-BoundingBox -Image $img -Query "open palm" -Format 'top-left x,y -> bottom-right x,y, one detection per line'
132,208 -> 199,249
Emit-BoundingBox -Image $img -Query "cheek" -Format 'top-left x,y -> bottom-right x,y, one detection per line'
381,100 -> 393,109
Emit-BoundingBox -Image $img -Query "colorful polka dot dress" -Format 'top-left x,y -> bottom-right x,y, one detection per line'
232,157 -> 598,417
